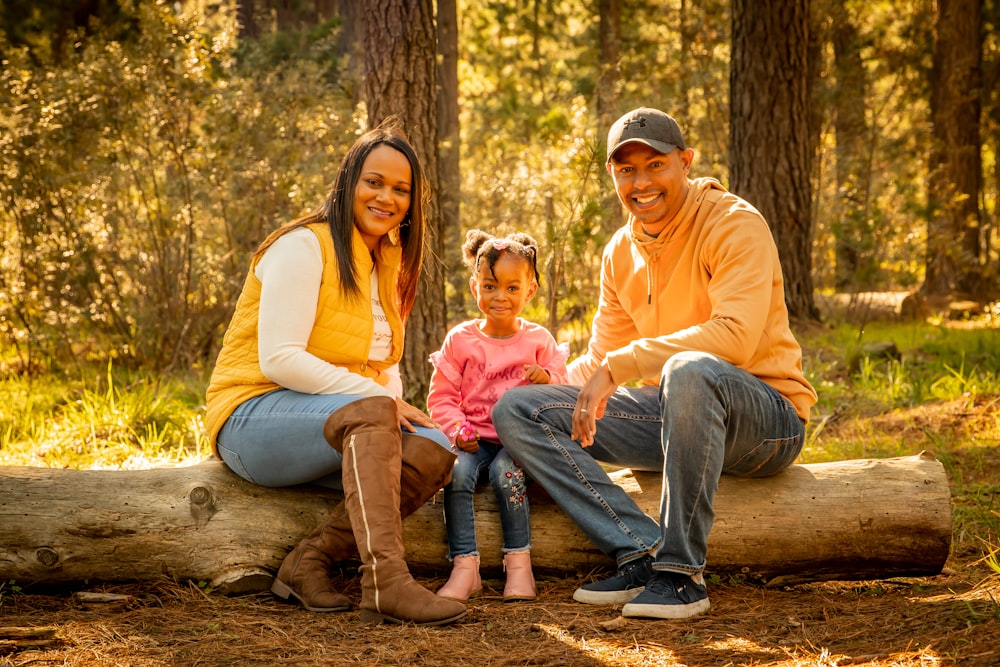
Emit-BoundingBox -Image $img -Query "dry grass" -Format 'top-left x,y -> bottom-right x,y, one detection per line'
1,557 -> 998,666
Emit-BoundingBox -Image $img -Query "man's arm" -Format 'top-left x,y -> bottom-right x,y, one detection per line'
568,245 -> 640,385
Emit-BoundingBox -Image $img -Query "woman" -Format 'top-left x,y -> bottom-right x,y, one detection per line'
205,120 -> 465,626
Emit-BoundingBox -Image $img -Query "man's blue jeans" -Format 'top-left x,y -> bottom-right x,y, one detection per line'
492,351 -> 805,575
216,389 -> 452,489
443,440 -> 531,559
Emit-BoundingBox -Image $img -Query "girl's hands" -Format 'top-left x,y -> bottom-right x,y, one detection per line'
395,396 -> 438,433
523,364 -> 551,385
455,435 -> 480,453
453,421 -> 479,453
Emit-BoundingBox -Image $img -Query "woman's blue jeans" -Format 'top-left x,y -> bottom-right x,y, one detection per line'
216,389 -> 451,489
443,440 -> 531,558
492,351 -> 805,575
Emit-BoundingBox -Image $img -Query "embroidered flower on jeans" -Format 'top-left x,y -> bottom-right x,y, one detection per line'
502,467 -> 527,509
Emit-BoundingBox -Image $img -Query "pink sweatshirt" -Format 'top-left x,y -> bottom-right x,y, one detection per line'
428,319 -> 569,443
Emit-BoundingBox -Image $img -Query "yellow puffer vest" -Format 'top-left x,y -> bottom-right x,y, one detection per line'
205,222 -> 404,450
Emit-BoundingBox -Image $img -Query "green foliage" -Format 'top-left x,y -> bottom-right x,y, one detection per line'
0,579 -> 23,608
801,319 -> 1000,420
455,0 -> 732,344
0,362 -> 210,469
987,544 -> 1000,576
793,315 -> 1000,566
811,0 -> 936,292
1,0 -> 997,372
0,1 -> 357,372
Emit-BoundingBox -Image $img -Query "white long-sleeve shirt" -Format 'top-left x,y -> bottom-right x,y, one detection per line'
254,228 -> 403,398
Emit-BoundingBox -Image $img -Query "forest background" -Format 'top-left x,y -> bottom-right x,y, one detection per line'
2,4 -> 1000,664
0,0 -> 997,405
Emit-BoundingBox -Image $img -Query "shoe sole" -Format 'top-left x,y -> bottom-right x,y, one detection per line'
621,597 -> 710,619
270,578 -> 352,612
572,586 -> 645,605
360,609 -> 468,626
436,586 -> 483,601
502,593 -> 537,602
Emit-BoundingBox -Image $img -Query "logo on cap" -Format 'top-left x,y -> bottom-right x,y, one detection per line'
624,118 -> 647,130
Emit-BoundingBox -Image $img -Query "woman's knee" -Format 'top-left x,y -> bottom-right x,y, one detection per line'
409,425 -> 451,450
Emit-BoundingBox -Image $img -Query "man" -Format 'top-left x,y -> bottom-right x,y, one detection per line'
493,107 -> 817,620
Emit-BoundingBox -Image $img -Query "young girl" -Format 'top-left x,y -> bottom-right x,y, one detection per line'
429,230 -> 569,602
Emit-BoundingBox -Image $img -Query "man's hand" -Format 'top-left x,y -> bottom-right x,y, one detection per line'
572,364 -> 617,448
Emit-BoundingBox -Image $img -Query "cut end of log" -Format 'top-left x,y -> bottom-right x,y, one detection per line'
209,568 -> 275,595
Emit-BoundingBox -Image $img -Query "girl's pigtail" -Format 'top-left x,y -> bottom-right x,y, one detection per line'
462,229 -> 494,270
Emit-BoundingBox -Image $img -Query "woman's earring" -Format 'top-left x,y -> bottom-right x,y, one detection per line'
388,226 -> 401,245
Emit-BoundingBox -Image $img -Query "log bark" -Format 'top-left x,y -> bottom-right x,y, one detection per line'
0,452 -> 951,592
0,627 -> 61,656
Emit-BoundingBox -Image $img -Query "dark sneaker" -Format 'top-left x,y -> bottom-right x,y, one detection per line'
573,556 -> 654,605
621,571 -> 710,619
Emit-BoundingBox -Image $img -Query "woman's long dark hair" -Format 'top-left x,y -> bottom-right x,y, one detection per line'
255,118 -> 426,320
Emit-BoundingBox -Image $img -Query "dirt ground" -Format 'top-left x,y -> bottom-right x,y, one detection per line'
3,313 -> 1000,666
1,559 -> 998,667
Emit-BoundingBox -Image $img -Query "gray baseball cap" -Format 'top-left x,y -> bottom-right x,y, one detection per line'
606,107 -> 686,163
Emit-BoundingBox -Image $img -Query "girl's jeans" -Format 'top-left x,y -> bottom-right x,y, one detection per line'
443,440 -> 531,558
216,389 -> 451,489
492,351 -> 805,575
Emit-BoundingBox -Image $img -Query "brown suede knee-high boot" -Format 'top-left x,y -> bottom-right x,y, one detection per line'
398,432 -> 456,516
270,413 -> 457,612
270,500 -> 354,611
327,397 -> 466,626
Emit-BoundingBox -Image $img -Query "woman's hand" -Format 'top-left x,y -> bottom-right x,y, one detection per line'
523,364 -> 551,385
395,396 -> 438,433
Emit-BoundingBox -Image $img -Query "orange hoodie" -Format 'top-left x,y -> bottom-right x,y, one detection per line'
569,177 -> 817,421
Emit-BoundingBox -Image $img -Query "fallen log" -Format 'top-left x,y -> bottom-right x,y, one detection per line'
0,627 -> 61,656
0,452 -> 951,592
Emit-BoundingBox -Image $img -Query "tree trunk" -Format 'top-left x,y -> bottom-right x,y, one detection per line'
925,0 -> 983,297
361,0 -> 445,407
235,1 -> 258,40
437,0 -> 465,319
0,453 -> 951,592
730,0 -> 819,320
831,0 -> 873,292
335,0 -> 364,103
597,0 -> 624,235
